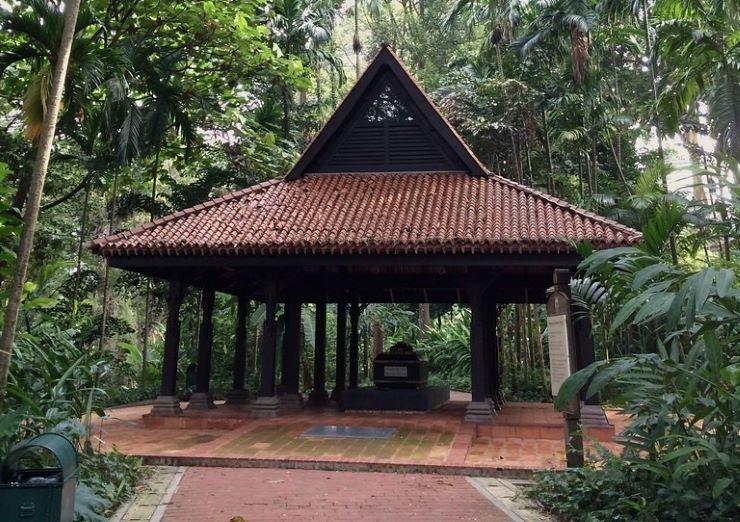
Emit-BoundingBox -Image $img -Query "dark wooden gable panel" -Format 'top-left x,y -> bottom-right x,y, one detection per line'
305,68 -> 464,173
284,45 -> 488,180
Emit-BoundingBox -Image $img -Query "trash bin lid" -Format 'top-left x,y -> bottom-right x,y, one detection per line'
1,433 -> 78,482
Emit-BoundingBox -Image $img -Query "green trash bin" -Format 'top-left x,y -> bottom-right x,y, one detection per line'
0,433 -> 77,522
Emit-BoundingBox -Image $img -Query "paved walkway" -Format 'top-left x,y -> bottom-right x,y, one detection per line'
113,466 -> 549,521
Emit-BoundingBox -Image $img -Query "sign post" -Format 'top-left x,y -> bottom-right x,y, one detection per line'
546,269 -> 584,468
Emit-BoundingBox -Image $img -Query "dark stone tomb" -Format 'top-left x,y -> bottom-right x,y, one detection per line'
341,342 -> 450,411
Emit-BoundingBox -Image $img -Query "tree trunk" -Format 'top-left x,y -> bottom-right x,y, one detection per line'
0,0 -> 82,404
282,85 -> 291,139
72,180 -> 91,313
532,305 -> 548,392
353,0 -> 362,80
99,168 -> 120,351
418,303 -> 430,331
141,149 -> 161,383
372,319 -> 383,356
640,0 -> 664,162
541,108 -> 555,194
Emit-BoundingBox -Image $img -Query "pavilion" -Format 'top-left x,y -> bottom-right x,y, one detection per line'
91,46 -> 640,423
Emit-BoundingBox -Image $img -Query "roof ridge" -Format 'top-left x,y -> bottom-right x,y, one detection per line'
90,178 -> 282,247
485,170 -> 642,237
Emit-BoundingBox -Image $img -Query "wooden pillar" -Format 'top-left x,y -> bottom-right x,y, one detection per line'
348,300 -> 360,389
151,280 -> 185,416
331,301 -> 347,401
547,269 -> 583,467
226,294 -> 250,405
188,284 -> 216,410
253,282 -> 280,417
308,299 -> 328,405
281,299 -> 303,409
465,288 -> 494,422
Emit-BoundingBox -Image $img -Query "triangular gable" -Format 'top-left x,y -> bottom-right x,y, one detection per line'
285,45 -> 487,180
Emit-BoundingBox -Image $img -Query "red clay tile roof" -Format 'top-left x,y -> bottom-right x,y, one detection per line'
91,172 -> 641,257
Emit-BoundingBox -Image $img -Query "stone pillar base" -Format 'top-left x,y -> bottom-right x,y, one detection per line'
280,393 -> 303,410
306,389 -> 329,407
187,392 -> 215,410
252,396 -> 280,418
225,389 -> 251,405
464,401 -> 494,423
150,395 -> 182,416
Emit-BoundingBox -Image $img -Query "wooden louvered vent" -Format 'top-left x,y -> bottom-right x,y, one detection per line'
306,69 -> 465,173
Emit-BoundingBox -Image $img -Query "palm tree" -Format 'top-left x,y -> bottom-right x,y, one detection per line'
654,0 -> 739,175
445,0 -> 529,181
0,0 -> 83,406
267,0 -> 339,138
0,1 -> 104,142
515,0 -> 598,87
0,0 -> 105,213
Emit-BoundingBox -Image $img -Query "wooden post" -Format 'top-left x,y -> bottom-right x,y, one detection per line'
547,269 -> 584,467
226,294 -> 250,405
151,280 -> 186,416
188,284 -> 216,410
308,299 -> 328,405
331,301 -> 347,401
465,288 -> 493,423
253,282 -> 280,417
348,300 -> 360,389
281,299 -> 303,409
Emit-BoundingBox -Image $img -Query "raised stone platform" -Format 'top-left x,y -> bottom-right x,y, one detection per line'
340,386 -> 450,412
98,399 -> 625,475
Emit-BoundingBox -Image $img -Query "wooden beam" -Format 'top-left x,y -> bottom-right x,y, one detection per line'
108,253 -> 581,270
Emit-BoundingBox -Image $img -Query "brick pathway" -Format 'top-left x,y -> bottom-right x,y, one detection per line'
163,467 -> 512,521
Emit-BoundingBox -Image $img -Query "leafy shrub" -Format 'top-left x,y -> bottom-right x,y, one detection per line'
77,449 -> 145,521
416,306 -> 471,391
528,456 -> 662,521
529,247 -> 740,521
0,325 -> 145,520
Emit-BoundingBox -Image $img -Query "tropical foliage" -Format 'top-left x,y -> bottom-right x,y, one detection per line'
0,0 -> 738,519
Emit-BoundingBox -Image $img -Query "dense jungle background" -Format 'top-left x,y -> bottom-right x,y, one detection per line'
0,0 -> 737,519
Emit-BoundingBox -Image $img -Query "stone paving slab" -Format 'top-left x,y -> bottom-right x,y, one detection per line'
467,477 -> 552,522
110,466 -> 185,522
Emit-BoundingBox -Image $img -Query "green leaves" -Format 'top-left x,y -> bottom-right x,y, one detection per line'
640,203 -> 685,257
553,363 -> 599,410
